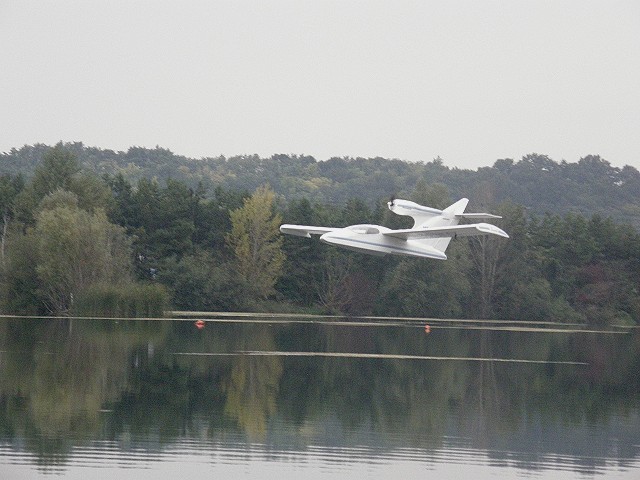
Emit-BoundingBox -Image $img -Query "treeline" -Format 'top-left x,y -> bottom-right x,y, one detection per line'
1,146 -> 640,324
0,147 -> 166,316
3,142 -> 640,228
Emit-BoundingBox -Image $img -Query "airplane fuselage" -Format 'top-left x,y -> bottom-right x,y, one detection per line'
319,225 -> 448,260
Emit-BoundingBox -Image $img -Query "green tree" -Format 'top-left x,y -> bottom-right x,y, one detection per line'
0,231 -> 41,314
226,185 -> 285,300
139,179 -> 197,261
31,145 -> 81,199
32,145 -> 111,211
33,191 -> 132,313
159,250 -> 244,311
377,246 -> 471,318
411,180 -> 450,210
13,146 -> 111,227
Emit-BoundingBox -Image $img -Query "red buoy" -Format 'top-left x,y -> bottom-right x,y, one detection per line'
424,324 -> 431,334
195,319 -> 205,330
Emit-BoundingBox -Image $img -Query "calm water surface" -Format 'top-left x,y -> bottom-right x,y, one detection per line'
0,314 -> 638,479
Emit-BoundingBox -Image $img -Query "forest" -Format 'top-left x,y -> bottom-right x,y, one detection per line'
3,142 -> 640,227
1,144 -> 640,325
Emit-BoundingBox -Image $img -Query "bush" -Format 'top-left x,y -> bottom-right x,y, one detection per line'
72,283 -> 168,318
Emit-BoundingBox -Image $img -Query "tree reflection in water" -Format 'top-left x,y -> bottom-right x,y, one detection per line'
223,326 -> 283,440
0,317 -> 638,474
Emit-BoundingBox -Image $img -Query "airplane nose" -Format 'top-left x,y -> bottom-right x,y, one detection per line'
319,232 -> 333,244
320,231 -> 343,246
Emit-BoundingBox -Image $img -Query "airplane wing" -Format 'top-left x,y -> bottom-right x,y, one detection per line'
280,224 -> 339,238
383,223 -> 509,240
456,213 -> 502,219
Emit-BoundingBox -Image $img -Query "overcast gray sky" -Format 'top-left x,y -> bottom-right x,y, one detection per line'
1,0 -> 639,169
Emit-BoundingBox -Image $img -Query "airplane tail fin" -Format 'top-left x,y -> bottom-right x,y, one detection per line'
420,198 -> 468,253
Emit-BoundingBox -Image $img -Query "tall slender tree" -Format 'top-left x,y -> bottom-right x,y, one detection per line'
226,185 -> 285,300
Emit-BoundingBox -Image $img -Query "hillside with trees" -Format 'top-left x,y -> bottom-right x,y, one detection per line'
1,144 -> 640,324
3,142 -> 640,227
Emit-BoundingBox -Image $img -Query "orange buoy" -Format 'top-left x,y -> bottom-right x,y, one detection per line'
424,324 -> 431,334
195,319 -> 205,330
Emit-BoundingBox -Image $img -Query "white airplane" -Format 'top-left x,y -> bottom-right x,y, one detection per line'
280,198 -> 508,260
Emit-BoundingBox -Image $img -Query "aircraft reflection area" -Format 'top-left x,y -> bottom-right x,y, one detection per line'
280,198 -> 509,260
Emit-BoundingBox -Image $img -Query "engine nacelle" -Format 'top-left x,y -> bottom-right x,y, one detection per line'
387,199 -> 442,217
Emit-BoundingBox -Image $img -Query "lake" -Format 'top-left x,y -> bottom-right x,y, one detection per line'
0,313 -> 639,479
